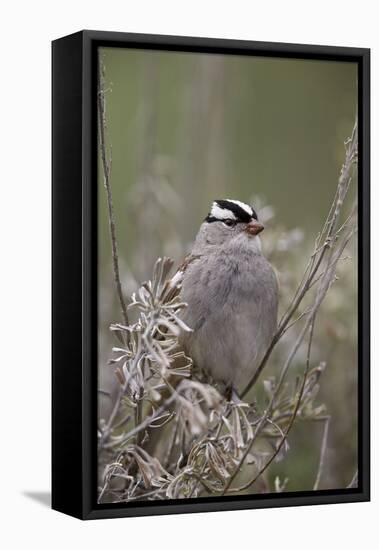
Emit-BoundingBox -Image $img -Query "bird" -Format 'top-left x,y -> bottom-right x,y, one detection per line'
174,198 -> 279,398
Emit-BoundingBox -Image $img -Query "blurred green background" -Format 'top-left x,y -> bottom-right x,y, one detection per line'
98,46 -> 358,493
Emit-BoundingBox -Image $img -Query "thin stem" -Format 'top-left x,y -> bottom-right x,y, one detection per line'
313,415 -> 331,490
97,54 -> 129,328
163,416 -> 179,469
135,393 -> 144,446
241,118 -> 357,398
112,412 -> 132,431
223,316 -> 316,495
98,384 -> 126,449
102,390 -> 179,449
223,209 -> 356,494
98,452 -> 123,503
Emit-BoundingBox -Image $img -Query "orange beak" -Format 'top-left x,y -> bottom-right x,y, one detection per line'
245,220 -> 264,236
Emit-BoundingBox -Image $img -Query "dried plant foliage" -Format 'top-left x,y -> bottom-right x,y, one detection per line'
98,57 -> 358,503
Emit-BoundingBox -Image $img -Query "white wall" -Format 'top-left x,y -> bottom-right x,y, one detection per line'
0,1 -> 376,548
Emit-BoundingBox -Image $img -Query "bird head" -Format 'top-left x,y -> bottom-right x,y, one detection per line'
199,199 -> 264,249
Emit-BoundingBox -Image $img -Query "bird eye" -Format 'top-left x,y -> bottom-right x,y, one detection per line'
223,219 -> 236,227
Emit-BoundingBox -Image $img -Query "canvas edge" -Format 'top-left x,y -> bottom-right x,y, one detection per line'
52,30 -> 370,520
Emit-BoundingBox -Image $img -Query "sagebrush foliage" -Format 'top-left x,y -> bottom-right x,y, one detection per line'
98,116 -> 358,503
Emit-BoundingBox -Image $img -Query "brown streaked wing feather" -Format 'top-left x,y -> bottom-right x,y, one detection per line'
162,254 -> 202,303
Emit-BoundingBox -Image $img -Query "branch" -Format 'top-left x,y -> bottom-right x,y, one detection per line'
313,415 -> 331,490
241,117 -> 358,398
102,391 -> 177,450
222,316 -> 316,495
97,53 -> 129,328
223,194 -> 357,494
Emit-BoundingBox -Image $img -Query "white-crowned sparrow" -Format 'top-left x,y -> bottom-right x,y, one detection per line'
174,199 -> 278,396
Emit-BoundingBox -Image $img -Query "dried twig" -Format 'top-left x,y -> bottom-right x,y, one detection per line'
223,213 -> 356,494
313,415 -> 331,490
222,120 -> 358,493
241,118 -> 358,398
97,53 -> 129,328
224,316 -> 317,495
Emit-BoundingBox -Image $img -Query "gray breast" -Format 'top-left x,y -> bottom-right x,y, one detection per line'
179,248 -> 278,392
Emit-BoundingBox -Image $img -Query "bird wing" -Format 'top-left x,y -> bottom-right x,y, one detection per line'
162,253 -> 202,304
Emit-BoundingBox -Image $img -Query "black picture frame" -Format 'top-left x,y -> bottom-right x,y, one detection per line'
52,30 -> 370,520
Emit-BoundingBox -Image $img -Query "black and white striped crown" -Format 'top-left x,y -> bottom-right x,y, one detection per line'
205,199 -> 258,224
